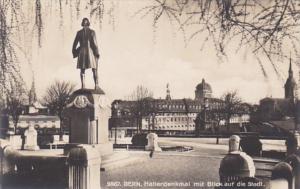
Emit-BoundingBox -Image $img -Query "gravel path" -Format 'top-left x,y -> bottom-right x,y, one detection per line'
101,152 -> 221,189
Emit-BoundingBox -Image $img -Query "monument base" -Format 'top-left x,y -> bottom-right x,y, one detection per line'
64,88 -> 113,156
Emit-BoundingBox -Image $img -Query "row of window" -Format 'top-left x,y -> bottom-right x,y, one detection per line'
145,116 -> 196,122
24,120 -> 57,123
117,111 -> 200,117
10,124 -> 59,129
154,125 -> 196,130
150,104 -> 202,110
156,117 -> 195,122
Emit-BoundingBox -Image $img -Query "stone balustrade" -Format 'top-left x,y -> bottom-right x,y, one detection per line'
0,139 -> 101,189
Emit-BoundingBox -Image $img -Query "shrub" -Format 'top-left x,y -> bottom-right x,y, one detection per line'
131,133 -> 148,146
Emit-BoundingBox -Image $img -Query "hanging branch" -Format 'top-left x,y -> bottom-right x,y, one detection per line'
136,0 -> 300,76
35,0 -> 43,48
0,0 -> 26,101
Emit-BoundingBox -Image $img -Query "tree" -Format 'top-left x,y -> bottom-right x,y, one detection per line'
221,90 -> 242,132
42,80 -> 75,139
0,1 -> 25,99
126,85 -> 154,133
5,83 -> 28,133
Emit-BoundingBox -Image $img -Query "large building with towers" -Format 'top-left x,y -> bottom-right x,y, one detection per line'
109,79 -> 250,138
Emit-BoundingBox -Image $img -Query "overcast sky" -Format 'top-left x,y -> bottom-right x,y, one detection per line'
19,0 -> 298,104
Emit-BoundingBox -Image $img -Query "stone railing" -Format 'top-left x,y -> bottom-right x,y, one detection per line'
219,135 -> 300,189
0,139 -> 101,189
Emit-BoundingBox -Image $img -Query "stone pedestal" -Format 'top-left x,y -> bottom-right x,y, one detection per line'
145,133 -> 161,152
64,88 -> 113,156
24,125 -> 39,151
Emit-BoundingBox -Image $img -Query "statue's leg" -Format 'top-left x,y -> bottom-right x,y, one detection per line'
80,69 -> 85,88
92,68 -> 99,89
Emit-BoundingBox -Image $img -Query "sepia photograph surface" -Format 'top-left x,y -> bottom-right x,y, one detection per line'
0,1 -> 300,189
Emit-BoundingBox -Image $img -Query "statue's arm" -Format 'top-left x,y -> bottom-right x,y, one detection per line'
72,32 -> 79,58
91,31 -> 100,58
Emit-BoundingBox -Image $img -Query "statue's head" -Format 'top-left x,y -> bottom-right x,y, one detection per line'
81,18 -> 90,27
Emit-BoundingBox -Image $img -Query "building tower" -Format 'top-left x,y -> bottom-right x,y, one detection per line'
195,78 -> 212,101
284,57 -> 296,101
28,80 -> 37,105
166,83 -> 171,100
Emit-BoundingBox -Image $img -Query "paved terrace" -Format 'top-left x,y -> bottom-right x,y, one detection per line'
102,137 -> 284,189
2,137 -> 285,189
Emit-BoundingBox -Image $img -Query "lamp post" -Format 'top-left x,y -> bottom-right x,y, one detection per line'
113,103 -> 119,145
203,98 -> 209,130
293,99 -> 300,150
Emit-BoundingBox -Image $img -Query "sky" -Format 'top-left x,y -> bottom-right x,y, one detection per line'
19,0 -> 298,104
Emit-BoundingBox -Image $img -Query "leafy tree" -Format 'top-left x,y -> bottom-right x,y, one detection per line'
5,83 -> 28,133
221,90 -> 242,131
0,1 -> 25,99
42,80 -> 75,139
126,85 -> 154,133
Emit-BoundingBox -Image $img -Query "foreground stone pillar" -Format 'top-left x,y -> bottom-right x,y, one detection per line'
285,154 -> 300,189
271,162 -> 294,189
67,145 -> 101,189
0,139 -> 21,189
145,133 -> 161,152
219,135 -> 255,183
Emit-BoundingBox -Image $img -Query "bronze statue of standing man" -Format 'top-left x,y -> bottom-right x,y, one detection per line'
72,18 -> 100,89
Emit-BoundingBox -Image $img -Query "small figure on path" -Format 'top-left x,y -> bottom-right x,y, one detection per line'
72,18 -> 100,89
149,150 -> 154,158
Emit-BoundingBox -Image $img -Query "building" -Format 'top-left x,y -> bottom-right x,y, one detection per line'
109,79 -> 250,137
256,58 -> 297,122
252,58 -> 300,134
3,81 -> 60,136
8,115 -> 60,135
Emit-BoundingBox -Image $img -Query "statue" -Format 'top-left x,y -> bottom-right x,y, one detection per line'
72,18 -> 100,89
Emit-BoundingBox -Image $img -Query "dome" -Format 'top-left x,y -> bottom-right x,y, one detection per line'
196,79 -> 212,92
